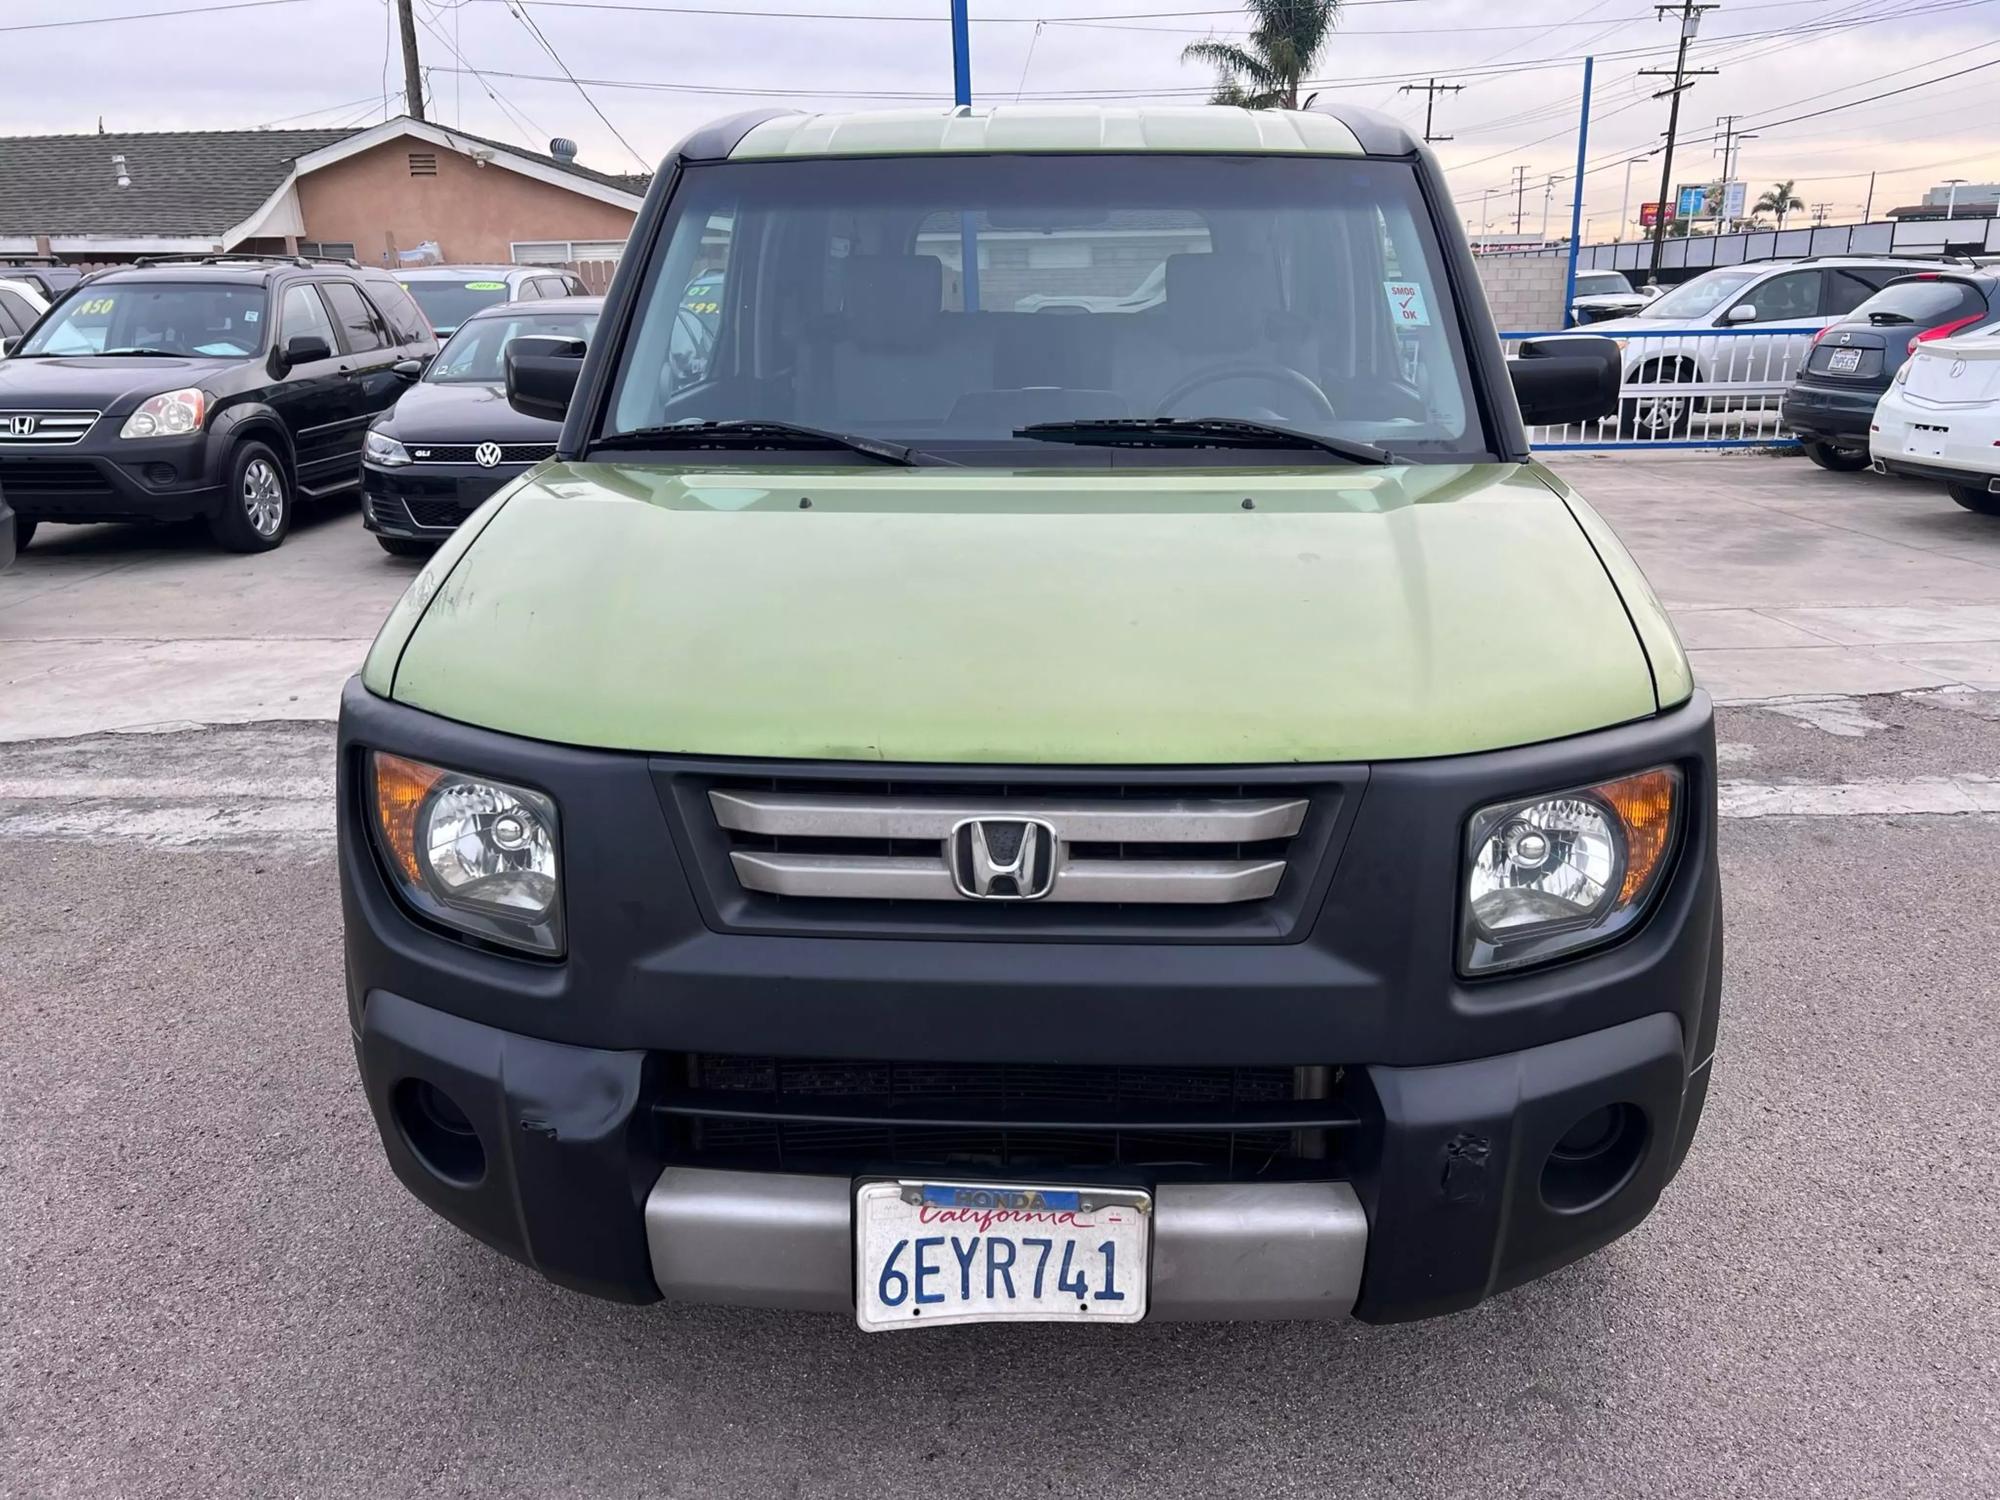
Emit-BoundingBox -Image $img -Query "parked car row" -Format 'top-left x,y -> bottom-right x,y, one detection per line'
0,253 -> 596,556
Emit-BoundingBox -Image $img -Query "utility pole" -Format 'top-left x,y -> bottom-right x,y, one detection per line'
1639,1 -> 1718,276
1943,178 -> 1967,219
1863,170 -> 1877,222
1540,174 -> 1560,242
1811,202 -> 1830,226
1712,113 -> 1755,232
1398,78 -> 1464,143
395,0 -> 426,121
1511,164 -> 1531,235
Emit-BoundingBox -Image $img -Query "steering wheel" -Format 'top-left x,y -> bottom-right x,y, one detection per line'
1153,363 -> 1338,423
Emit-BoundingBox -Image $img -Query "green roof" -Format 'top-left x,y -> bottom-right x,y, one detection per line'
729,106 -> 1364,160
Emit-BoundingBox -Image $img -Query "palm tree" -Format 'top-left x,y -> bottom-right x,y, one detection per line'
1182,0 -> 1341,110
1755,180 -> 1804,229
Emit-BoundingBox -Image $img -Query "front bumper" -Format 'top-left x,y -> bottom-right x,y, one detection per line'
362,459 -> 528,538
1781,381 -> 1883,445
0,433 -> 224,523
341,681 -> 1723,1322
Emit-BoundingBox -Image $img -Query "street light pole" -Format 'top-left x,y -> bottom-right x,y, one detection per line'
1944,178 -> 1966,219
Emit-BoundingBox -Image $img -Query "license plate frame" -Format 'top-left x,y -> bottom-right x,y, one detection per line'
1827,348 -> 1863,374
854,1179 -> 1152,1332
1905,425 -> 1950,459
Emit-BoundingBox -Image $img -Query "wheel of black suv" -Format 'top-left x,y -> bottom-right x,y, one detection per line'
13,515 -> 35,552
209,442 -> 292,553
1803,440 -> 1871,473
1947,480 -> 2000,516
1616,361 -> 1694,440
376,534 -> 437,558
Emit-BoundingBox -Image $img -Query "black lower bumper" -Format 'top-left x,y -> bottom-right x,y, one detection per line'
354,988 -> 1707,1320
0,437 -> 224,523
362,461 -> 523,538
1781,383 -> 1883,446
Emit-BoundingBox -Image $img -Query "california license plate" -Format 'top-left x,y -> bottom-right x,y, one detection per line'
854,1180 -> 1151,1332
1828,348 -> 1863,373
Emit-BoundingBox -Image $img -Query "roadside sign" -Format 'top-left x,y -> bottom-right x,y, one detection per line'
1639,202 -> 1674,228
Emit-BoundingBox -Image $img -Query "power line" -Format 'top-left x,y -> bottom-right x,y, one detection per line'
1398,79 -> 1464,143
0,0 -> 304,33
412,5 -> 549,144
504,1 -> 652,169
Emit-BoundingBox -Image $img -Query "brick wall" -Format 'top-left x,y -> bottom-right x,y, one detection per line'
1475,252 -> 1570,332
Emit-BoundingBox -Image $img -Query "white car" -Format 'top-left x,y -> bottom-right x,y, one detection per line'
1869,326 -> 2000,516
1579,257 -> 1953,438
0,277 -> 50,356
1570,270 -> 1662,324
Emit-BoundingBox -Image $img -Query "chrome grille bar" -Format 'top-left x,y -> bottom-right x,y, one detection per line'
709,791 -> 1307,843
728,851 -> 1288,904
0,410 -> 100,445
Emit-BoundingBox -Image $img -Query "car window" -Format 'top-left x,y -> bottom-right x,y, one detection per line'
15,282 -> 266,357
322,280 -> 387,353
608,153 -> 1484,457
279,283 -> 339,352
531,277 -> 567,299
565,274 -> 587,295
401,277 -> 510,332
365,278 -> 432,343
1822,269 -> 1887,318
1640,269 -> 1759,321
0,289 -> 30,335
1575,272 -> 1631,297
1850,278 -> 1989,326
1732,270 -> 1820,324
427,309 -> 601,383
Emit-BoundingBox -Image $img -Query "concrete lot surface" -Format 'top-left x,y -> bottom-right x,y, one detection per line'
3,450 -> 1999,1498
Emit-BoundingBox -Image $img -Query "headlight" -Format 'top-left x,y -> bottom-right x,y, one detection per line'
1461,767 -> 1681,975
365,430 -> 412,467
369,752 -> 563,956
118,387 -> 206,439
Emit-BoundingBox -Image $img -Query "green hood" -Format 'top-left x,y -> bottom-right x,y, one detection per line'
368,460 -> 1676,764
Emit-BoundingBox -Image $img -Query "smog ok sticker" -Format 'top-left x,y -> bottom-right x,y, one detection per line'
1383,280 -> 1432,327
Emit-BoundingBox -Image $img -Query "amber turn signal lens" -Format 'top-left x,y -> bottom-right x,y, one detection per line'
1599,767 -> 1680,906
371,752 -> 445,888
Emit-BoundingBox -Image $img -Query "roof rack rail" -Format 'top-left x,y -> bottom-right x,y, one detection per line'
0,252 -> 66,267
127,252 -> 363,270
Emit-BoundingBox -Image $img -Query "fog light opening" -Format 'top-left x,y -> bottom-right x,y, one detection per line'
1540,1102 -> 1646,1214
392,1078 -> 487,1187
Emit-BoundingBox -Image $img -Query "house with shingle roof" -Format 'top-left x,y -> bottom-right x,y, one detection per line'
0,116 -> 648,272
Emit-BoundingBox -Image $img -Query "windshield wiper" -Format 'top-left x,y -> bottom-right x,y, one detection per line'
99,348 -> 187,357
1015,417 -> 1396,465
593,419 -> 922,466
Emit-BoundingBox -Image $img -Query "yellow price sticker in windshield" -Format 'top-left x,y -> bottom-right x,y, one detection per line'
76,297 -> 115,316
464,281 -> 506,291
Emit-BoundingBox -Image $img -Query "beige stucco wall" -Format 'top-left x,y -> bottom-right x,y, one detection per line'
294,136 -> 636,266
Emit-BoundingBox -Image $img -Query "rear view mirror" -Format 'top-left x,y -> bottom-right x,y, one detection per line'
505,335 -> 587,422
1509,335 -> 1621,427
283,333 -> 332,366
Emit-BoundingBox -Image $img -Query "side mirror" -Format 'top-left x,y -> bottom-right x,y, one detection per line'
1724,303 -> 1757,325
392,358 -> 424,381
1509,335 -> 1621,427
0,336 -> 13,358
505,334 -> 586,422
282,333 -> 333,367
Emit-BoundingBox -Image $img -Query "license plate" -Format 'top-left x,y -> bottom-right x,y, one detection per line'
1828,348 -> 1863,373
854,1180 -> 1150,1332
1905,425 -> 1949,459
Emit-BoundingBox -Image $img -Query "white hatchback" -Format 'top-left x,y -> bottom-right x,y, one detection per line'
1870,326 -> 2000,516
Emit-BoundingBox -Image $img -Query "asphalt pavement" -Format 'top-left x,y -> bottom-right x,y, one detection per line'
4,454 -> 2000,1498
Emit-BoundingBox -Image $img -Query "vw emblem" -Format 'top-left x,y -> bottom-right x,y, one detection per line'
474,441 -> 504,468
1950,360 -> 1967,379
8,414 -> 36,437
948,817 -> 1057,901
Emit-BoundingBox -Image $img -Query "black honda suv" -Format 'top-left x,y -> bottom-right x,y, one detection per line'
0,256 -> 438,553
1782,270 -> 1999,472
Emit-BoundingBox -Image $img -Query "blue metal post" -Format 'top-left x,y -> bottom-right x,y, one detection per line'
1562,55 -> 1593,327
951,0 -> 980,310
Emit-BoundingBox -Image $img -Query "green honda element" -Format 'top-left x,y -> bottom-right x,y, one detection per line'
340,105 -> 1720,1329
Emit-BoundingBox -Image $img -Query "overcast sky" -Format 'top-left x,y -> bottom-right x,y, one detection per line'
3,0 -> 1994,237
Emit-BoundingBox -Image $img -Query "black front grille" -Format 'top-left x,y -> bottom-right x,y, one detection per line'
412,442 -> 555,465
406,497 -> 471,529
662,1054 -> 1366,1180
0,460 -> 116,507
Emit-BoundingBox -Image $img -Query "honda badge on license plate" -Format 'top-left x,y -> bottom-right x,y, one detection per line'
855,1180 -> 1151,1331
1828,348 -> 1863,374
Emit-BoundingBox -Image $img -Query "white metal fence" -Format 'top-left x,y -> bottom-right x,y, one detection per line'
1503,326 -> 1817,449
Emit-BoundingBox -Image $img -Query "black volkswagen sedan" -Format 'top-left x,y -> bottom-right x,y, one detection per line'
1783,270 -> 1999,472
361,297 -> 601,555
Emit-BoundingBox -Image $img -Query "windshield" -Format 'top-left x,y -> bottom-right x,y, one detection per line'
604,154 -> 1484,459
401,278 -> 510,332
1575,272 -> 1633,297
429,309 -> 601,383
17,283 -> 266,357
1639,269 -> 1760,321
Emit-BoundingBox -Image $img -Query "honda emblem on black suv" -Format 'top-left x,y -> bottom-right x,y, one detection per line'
9,415 -> 35,437
949,817 -> 1058,900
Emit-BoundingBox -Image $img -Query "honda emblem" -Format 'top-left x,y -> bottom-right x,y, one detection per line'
948,818 -> 1058,900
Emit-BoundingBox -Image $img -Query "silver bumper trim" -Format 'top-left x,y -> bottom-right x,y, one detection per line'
643,1168 -> 1367,1320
